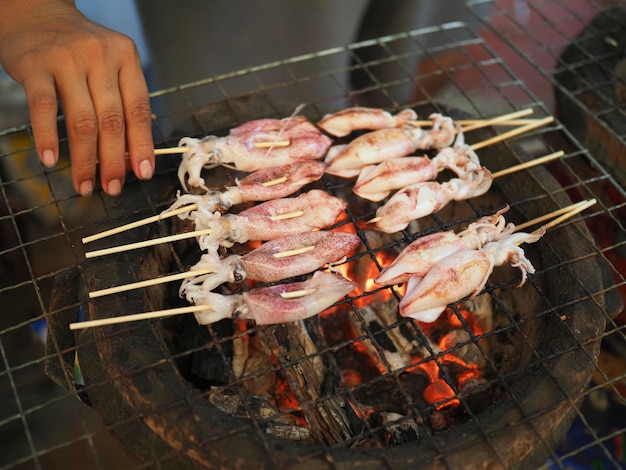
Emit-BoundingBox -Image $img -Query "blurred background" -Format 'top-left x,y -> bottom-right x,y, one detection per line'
1,0 -> 624,468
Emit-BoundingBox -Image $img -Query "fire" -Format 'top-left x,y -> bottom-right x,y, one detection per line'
423,379 -> 460,410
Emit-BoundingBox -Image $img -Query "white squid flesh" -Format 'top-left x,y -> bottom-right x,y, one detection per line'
353,142 -> 482,202
178,115 -> 332,190
325,113 -> 457,178
166,160 -> 328,214
375,206 -> 514,286
184,271 -> 357,325
180,230 -> 361,292
398,227 -> 545,323
373,168 -> 494,233
317,107 -> 418,137
182,189 -> 347,249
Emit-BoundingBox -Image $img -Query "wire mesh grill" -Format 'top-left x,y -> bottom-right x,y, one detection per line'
1,7 -> 625,470
467,1 -> 626,468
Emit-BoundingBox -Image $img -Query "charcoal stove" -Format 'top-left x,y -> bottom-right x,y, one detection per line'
2,10 -> 626,470
48,124 -> 615,469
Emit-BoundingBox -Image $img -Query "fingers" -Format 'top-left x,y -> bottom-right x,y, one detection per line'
23,74 -> 60,170
58,39 -> 153,197
56,72 -> 100,196
88,71 -> 127,196
119,54 -> 154,183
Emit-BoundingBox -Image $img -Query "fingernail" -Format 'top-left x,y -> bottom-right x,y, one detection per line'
42,149 -> 57,167
107,179 -> 122,196
139,159 -> 153,180
79,180 -> 93,196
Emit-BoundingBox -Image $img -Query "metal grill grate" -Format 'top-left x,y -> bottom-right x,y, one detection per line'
1,7 -> 625,469
467,1 -> 626,468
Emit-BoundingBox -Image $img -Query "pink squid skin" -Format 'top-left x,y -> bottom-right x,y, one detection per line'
165,160 -> 329,218
374,181 -> 452,234
236,160 -> 328,202
224,115 -> 333,163
233,189 -> 347,242
375,207 -> 517,286
187,271 -> 356,325
398,227 -> 545,323
374,231 -> 467,286
180,231 -> 361,294
373,168 -> 494,233
177,116 -> 332,189
324,113 -> 457,178
353,157 -> 439,202
325,127 -> 419,177
241,231 -> 361,282
242,271 -> 357,324
398,249 -> 493,323
317,107 -> 418,137
353,144 -> 483,202
193,189 -> 348,249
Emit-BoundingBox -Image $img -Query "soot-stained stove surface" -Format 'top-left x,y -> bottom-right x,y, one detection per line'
1,13 -> 625,470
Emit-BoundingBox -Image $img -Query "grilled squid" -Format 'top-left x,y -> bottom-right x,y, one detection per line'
184,271 -> 356,325
375,167 -> 493,233
324,113 -> 456,178
373,167 -> 494,233
178,115 -> 332,190
177,189 -> 347,249
353,143 -> 482,202
317,107 -> 418,137
398,227 -> 545,323
166,160 -> 328,214
180,231 -> 361,293
375,206 -> 514,286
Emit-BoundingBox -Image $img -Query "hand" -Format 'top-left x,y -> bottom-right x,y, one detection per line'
0,0 -> 154,196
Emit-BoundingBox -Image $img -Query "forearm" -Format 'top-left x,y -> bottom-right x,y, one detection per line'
0,0 -> 78,41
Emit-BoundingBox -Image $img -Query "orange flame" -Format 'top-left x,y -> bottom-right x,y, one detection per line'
423,378 -> 460,410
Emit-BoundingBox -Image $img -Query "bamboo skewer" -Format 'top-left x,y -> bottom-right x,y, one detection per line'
460,108 -> 534,133
85,209 -> 304,258
82,203 -> 199,244
366,150 -> 565,225
280,288 -> 316,299
268,210 -> 304,221
262,176 -> 288,186
69,305 -> 211,330
471,116 -> 554,151
540,199 -> 596,230
84,228 -> 215,259
405,108 -> 534,128
70,285 -> 319,330
70,199 -> 596,330
490,151 -> 564,178
253,140 -> 290,148
272,245 -> 315,259
88,268 -> 213,298
153,147 -> 190,155
515,199 -> 597,232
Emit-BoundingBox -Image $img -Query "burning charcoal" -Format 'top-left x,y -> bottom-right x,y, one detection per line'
380,412 -> 424,445
462,293 -> 494,333
439,329 -> 487,369
257,321 -> 354,444
265,424 -> 312,441
208,387 -> 306,430
230,326 -> 278,395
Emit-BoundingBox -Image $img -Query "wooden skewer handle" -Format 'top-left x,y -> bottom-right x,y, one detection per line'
84,227 -> 215,259
82,203 -> 199,244
89,268 -> 213,298
69,304 -> 210,330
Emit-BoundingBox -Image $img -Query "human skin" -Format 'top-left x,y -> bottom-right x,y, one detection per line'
0,0 -> 154,196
